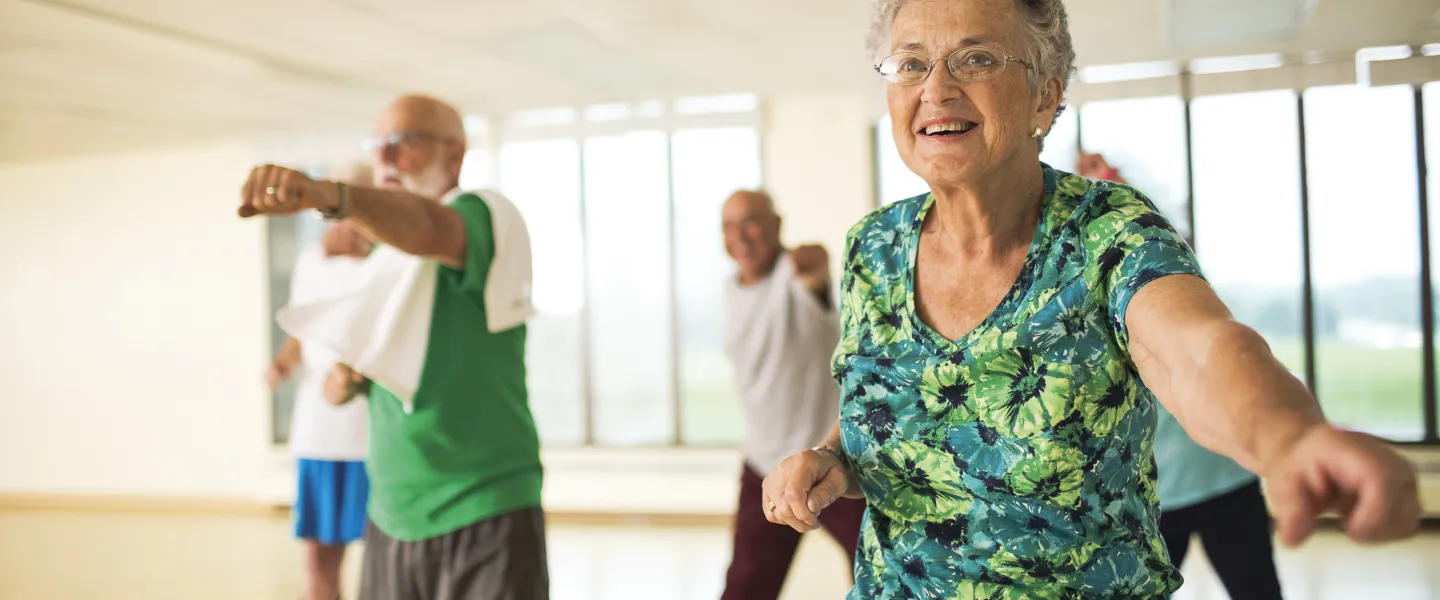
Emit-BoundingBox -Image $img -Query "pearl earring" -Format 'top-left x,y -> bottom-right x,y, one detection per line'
1032,127 -> 1044,139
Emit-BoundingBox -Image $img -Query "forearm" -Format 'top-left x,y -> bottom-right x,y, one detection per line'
817,422 -> 865,499
795,279 -> 839,343
329,184 -> 464,266
1159,322 -> 1326,475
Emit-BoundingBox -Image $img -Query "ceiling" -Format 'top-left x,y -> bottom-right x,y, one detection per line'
2,0 -> 1437,164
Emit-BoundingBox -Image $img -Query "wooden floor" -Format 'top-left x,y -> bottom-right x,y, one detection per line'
0,509 -> 1436,599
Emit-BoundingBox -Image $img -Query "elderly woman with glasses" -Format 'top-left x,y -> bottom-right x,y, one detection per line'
760,0 -> 1421,597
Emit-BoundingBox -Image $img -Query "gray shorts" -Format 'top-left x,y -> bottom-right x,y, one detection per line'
359,507 -> 549,600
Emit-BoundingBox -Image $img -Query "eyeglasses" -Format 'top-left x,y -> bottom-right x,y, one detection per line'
361,131 -> 457,153
875,45 -> 1033,86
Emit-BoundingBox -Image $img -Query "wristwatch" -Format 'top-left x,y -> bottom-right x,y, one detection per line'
318,181 -> 351,220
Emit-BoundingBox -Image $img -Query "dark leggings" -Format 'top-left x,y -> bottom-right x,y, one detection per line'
1160,480 -> 1284,600
720,465 -> 865,600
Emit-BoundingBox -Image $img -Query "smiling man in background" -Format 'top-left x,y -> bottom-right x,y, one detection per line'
718,190 -> 865,600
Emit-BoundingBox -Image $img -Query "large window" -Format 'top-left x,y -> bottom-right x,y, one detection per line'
266,213 -> 327,444
1305,84 -> 1423,440
494,97 -> 762,446
1080,96 -> 1192,236
1191,91 -> 1305,372
1428,82 -> 1440,438
673,128 -> 762,445
499,140 -> 587,445
583,131 -> 676,445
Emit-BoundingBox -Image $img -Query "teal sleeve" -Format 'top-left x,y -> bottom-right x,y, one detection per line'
832,216 -> 881,376
440,193 -> 496,304
1085,184 -> 1205,355
838,227 -> 864,337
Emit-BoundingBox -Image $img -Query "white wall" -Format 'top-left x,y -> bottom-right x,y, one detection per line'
0,142 -> 272,498
763,92 -> 880,278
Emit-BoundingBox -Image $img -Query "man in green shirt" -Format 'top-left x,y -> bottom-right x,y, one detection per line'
241,94 -> 546,599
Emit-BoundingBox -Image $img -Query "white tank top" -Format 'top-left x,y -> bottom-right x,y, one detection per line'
286,247 -> 369,461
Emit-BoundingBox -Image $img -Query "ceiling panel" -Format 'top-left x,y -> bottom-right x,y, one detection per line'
1,0 -> 1436,164
1167,0 -> 1317,49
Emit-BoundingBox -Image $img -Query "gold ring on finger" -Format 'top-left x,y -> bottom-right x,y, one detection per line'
767,501 -> 776,513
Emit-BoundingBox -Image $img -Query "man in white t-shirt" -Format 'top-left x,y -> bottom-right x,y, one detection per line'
718,190 -> 864,600
267,218 -> 373,600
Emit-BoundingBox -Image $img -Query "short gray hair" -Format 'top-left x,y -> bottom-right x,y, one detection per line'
868,0 -> 1077,131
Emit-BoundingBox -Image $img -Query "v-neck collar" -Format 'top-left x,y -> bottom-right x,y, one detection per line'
902,166 -> 1058,352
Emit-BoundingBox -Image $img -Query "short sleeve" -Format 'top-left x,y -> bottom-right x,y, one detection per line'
832,222 -> 873,370
1083,185 -> 1204,354
440,193 -> 496,302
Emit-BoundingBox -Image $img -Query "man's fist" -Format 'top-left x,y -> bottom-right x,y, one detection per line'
1077,152 -> 1124,184
239,165 -> 336,218
791,244 -> 830,293
323,364 -> 369,406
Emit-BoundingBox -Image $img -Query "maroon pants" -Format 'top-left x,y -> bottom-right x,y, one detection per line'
720,464 -> 866,600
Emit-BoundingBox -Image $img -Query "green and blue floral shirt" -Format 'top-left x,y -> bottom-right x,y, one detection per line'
834,165 -> 1200,598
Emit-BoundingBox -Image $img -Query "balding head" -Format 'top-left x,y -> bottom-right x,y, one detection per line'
722,189 -> 783,283
724,190 -> 776,217
377,95 -> 466,141
370,94 -> 467,199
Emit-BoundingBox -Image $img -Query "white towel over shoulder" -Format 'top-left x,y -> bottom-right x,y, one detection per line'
466,188 -> 535,332
276,188 -> 534,413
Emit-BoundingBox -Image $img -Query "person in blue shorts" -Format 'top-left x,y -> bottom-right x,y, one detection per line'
268,209 -> 374,600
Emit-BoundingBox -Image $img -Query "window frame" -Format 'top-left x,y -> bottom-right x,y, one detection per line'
490,101 -> 766,447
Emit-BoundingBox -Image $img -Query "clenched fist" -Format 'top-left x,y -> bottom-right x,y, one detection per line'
323,364 -> 370,406
239,165 -> 337,218
1077,152 -> 1125,184
763,448 -> 855,533
1264,426 -> 1421,546
790,244 -> 830,293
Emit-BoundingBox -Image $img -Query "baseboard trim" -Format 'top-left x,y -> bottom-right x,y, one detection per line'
0,493 -> 734,526
545,512 -> 733,528
3,492 -> 1437,532
0,493 -> 287,518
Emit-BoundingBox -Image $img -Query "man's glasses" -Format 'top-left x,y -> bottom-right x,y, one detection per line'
875,45 -> 1033,86
361,131 -> 457,153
